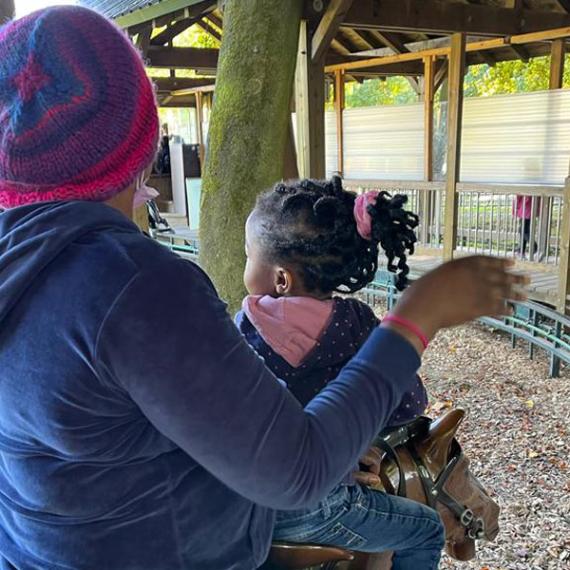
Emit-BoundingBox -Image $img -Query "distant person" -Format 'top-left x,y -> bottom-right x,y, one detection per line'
154,134 -> 171,175
513,195 -> 539,258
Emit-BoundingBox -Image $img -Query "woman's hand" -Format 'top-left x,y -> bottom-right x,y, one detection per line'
383,256 -> 529,352
352,446 -> 382,487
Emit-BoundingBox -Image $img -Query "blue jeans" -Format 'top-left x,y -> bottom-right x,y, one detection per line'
273,484 -> 444,570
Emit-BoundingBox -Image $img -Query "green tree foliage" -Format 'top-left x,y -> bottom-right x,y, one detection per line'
344,54 -> 570,108
345,77 -> 418,107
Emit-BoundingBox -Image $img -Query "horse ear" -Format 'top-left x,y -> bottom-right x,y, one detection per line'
416,408 -> 465,473
429,408 -> 465,444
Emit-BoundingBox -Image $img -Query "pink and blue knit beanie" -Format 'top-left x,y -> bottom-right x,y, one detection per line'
0,5 -> 159,208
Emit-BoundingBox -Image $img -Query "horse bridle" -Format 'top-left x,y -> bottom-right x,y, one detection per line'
377,418 -> 486,541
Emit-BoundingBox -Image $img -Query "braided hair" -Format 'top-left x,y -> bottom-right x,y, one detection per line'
252,176 -> 419,293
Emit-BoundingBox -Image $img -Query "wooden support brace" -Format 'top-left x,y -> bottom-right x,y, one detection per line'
421,56 -> 435,244
557,176 -> 570,314
312,0 -> 355,62
550,39 -> 566,90
296,20 -> 326,179
443,33 -> 466,261
334,69 -> 345,177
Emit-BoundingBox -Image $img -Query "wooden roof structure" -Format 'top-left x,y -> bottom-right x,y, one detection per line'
78,0 -> 570,105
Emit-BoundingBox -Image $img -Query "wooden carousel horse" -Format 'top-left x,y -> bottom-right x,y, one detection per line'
261,409 -> 500,570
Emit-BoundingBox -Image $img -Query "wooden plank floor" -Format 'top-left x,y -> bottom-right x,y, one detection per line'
383,255 -> 560,306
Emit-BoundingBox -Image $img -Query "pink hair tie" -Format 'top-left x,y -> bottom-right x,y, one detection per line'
354,191 -> 380,240
382,314 -> 429,350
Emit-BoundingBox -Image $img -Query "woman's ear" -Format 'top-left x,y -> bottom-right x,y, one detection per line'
274,267 -> 295,296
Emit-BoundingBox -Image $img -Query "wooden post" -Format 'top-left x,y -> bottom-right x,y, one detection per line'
195,91 -> 205,166
550,39 -> 566,90
334,69 -> 345,177
424,57 -> 435,182
557,176 -> 570,313
443,33 -> 466,260
295,19 -> 326,179
420,56 -> 435,245
283,112 -> 299,180
538,40 -> 566,261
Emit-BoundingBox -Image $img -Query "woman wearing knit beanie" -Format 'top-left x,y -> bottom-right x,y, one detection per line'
0,5 -> 526,570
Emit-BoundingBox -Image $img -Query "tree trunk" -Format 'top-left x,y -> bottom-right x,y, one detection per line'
0,0 -> 15,24
200,0 -> 303,312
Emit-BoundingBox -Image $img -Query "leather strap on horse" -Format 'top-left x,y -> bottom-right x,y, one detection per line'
408,443 -> 486,540
376,417 -> 431,497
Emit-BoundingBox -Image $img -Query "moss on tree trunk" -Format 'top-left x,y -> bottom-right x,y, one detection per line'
199,0 -> 303,313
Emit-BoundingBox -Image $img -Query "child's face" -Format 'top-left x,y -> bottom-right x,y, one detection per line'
244,213 -> 282,297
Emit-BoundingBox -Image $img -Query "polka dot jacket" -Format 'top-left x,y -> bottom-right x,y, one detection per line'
236,297 -> 427,427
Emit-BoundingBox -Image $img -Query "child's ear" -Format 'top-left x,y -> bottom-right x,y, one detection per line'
274,267 -> 295,296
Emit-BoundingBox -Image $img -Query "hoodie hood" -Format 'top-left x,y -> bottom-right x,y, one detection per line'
0,201 -> 138,325
243,296 -> 334,367
242,295 -> 378,370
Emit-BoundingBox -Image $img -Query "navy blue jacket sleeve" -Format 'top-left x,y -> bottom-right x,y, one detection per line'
95,258 -> 420,510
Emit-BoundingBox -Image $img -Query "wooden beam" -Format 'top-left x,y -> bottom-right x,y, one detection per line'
283,112 -> 299,180
325,26 -> 570,73
311,0 -> 355,62
331,38 -> 352,55
172,84 -> 216,96
434,60 -> 448,92
296,20 -> 326,178
421,56 -> 435,244
443,33 -> 466,260
343,0 -> 570,37
152,77 -> 215,92
146,46 -> 218,69
118,0 -> 214,29
206,13 -> 223,29
195,91 -> 205,165
334,70 -> 345,177
350,29 -> 375,50
424,57 -> 435,182
196,18 -> 222,42
373,31 -> 410,54
151,18 -> 197,45
511,44 -> 530,62
136,27 -> 152,56
550,39 -> 566,89
558,0 -> 570,13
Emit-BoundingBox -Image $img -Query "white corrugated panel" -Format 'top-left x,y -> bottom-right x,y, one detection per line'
461,89 -> 570,185
325,111 -> 338,177
343,104 -> 424,180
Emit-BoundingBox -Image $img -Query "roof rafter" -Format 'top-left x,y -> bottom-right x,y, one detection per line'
312,0 -> 355,62
344,0 -> 570,36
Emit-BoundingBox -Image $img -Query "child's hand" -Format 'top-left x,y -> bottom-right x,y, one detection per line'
353,446 -> 382,486
385,256 -> 528,351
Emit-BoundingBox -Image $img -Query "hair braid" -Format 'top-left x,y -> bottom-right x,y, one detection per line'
253,176 -> 418,294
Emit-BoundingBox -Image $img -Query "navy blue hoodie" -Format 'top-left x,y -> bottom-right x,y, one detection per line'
0,201 -> 420,570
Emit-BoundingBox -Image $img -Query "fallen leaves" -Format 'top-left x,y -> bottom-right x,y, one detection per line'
374,305 -> 570,570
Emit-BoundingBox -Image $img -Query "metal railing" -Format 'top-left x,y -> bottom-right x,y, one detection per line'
344,180 -> 565,265
361,270 -> 570,378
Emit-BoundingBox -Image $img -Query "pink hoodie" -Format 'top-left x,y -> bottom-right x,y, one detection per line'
242,295 -> 334,367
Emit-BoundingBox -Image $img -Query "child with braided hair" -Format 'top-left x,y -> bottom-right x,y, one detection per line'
235,176 -> 445,568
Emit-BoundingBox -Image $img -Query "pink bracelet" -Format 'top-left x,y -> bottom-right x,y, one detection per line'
382,314 -> 430,350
